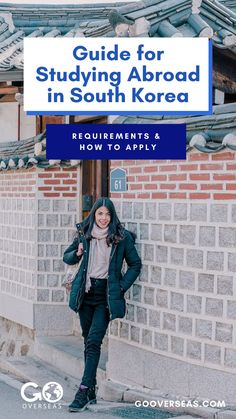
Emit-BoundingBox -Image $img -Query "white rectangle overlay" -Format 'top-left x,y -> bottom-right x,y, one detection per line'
24,37 -> 211,115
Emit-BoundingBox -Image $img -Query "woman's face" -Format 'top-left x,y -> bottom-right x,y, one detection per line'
95,206 -> 111,229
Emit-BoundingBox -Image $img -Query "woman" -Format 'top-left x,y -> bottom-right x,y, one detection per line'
63,197 -> 142,412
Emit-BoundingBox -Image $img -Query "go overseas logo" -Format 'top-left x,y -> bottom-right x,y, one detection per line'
21,381 -> 63,409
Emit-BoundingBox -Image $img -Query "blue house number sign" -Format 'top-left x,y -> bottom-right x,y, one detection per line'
110,168 -> 127,193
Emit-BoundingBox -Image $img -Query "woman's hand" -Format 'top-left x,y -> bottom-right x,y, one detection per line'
65,283 -> 72,294
76,243 -> 83,257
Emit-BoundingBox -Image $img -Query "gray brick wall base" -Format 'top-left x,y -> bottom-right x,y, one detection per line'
34,304 -> 74,336
0,168 -> 80,336
0,293 -> 34,329
0,316 -> 34,356
0,293 -> 74,337
107,337 -> 236,404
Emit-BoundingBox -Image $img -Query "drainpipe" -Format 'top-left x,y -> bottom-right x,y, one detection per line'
15,93 -> 24,141
17,103 -> 20,141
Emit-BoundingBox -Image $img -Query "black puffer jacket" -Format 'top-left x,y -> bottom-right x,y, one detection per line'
63,223 -> 142,320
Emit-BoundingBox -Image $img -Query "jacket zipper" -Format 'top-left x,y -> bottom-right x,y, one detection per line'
75,231 -> 117,317
107,244 -> 117,320
75,225 -> 88,312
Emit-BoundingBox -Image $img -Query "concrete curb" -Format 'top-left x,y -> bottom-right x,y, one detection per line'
98,379 -> 236,419
1,356 -> 236,419
216,413 -> 236,419
0,370 -> 24,391
0,355 -> 78,401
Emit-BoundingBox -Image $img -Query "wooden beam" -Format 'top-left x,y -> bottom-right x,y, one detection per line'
0,94 -> 16,102
213,70 -> 236,95
72,115 -> 106,123
0,86 -> 19,95
96,160 -> 102,200
213,47 -> 236,94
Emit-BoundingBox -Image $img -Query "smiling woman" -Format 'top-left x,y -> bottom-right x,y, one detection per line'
95,206 -> 111,229
63,197 -> 141,412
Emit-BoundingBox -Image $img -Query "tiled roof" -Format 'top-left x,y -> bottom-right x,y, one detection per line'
0,0 -> 236,71
114,0 -> 236,47
219,1 -> 236,13
0,2 -> 122,71
199,0 -> 236,47
0,2 -> 235,167
0,131 -> 80,171
1,102 -> 236,170
114,102 -> 236,153
0,2 -> 123,35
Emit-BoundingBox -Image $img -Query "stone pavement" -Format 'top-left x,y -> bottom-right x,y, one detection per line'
0,371 -> 200,419
1,368 -> 236,419
1,349 -> 236,419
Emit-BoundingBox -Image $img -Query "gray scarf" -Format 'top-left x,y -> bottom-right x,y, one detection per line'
85,223 -> 112,292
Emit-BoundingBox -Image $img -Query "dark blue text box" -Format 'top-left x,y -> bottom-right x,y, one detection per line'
46,124 -> 186,160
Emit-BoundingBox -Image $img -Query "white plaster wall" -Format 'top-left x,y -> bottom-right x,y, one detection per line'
0,103 -> 36,142
0,103 -> 18,142
20,107 -> 36,140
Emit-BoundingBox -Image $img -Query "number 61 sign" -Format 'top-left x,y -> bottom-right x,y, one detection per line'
110,168 -> 127,193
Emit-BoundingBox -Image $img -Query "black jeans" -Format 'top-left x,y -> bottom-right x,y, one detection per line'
78,278 -> 110,388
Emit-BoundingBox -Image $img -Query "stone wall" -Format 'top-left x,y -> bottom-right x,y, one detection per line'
37,168 -> 77,305
36,166 -> 80,334
0,169 -> 36,328
0,166 -> 80,341
108,149 -> 236,401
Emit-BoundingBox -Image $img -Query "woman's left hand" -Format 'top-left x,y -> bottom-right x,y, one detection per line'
76,243 -> 83,257
65,283 -> 72,294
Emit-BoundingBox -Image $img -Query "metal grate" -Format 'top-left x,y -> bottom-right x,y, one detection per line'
101,406 -> 179,418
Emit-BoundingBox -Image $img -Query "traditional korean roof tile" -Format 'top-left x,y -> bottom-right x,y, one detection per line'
114,102 -> 236,153
199,0 -> 236,47
0,131 -> 80,171
0,0 -> 236,72
1,102 -> 236,170
0,2 -> 122,71
219,1 -> 236,13
0,2 -> 235,167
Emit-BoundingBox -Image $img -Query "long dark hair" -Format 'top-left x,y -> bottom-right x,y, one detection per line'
77,197 -> 125,245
